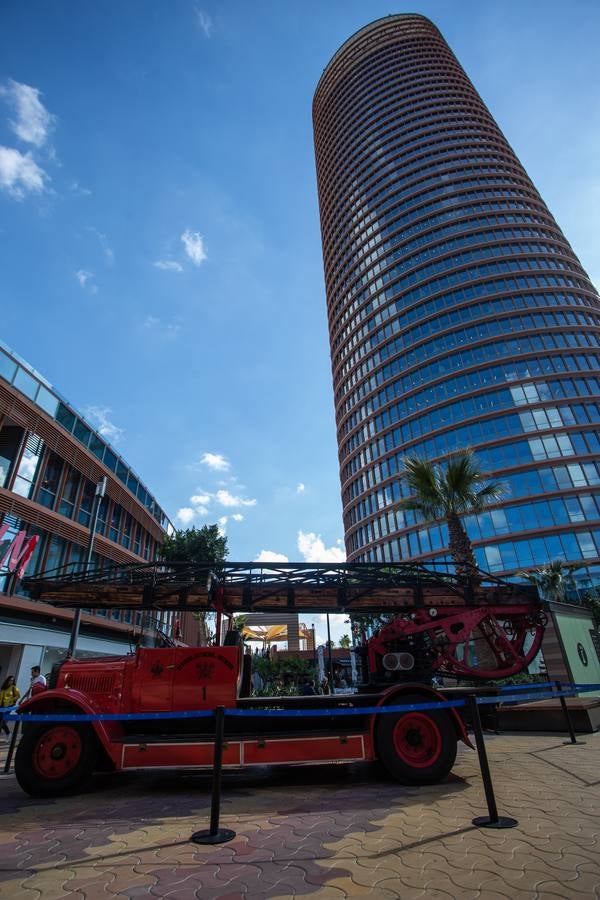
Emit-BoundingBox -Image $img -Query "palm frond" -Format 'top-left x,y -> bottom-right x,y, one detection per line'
472,481 -> 506,510
397,449 -> 506,523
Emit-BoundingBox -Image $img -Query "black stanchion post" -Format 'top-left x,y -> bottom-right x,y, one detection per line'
191,706 -> 236,845
468,695 -> 518,829
555,681 -> 585,746
3,717 -> 20,774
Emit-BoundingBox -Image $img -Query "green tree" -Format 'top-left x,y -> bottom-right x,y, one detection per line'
161,525 -> 228,645
339,634 -> 351,649
397,450 -> 505,579
162,524 -> 228,565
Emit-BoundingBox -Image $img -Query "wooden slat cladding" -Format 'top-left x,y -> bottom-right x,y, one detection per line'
0,488 -> 144,565
0,381 -> 164,542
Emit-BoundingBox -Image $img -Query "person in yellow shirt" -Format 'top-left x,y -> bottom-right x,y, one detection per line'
0,675 -> 20,741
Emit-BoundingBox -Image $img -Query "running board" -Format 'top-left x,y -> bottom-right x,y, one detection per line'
119,733 -> 371,770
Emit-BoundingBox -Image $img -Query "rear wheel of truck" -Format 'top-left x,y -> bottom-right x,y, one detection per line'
375,694 -> 457,784
15,722 -> 97,798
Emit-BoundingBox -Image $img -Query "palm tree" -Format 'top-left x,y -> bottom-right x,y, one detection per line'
520,559 -> 584,602
339,634 -> 351,649
397,450 -> 505,579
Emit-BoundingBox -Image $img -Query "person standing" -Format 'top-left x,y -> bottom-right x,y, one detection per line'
27,665 -> 47,698
0,675 -> 20,741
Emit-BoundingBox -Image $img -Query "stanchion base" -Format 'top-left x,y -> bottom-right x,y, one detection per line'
472,816 -> 518,829
563,740 -> 586,745
191,828 -> 237,845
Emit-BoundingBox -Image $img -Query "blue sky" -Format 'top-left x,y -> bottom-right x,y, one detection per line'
1,0 -> 599,638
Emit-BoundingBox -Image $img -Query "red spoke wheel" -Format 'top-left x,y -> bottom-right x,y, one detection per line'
392,712 -> 443,768
15,721 -> 96,798
376,694 -> 457,784
33,726 -> 83,779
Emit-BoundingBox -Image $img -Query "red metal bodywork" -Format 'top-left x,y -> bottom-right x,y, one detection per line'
18,644 -> 477,774
367,604 -> 545,680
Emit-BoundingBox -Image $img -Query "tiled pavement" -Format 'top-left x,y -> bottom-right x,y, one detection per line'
0,732 -> 599,898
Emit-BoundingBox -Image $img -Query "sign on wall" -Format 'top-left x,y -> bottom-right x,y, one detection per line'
553,607 -> 600,698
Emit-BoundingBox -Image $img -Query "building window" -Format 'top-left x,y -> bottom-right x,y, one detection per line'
74,419 -> 92,447
89,433 -> 105,462
0,425 -> 24,489
78,479 -> 95,527
109,504 -> 122,543
37,452 -> 63,509
56,402 -> 76,433
45,536 -> 66,574
134,524 -> 142,556
58,468 -> 80,519
67,543 -> 86,576
95,496 -> 109,535
12,434 -> 44,499
122,513 -> 132,549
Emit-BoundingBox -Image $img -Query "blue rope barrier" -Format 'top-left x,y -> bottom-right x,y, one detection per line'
476,686 -> 579,706
4,681 -> 599,723
498,681 -> 553,692
225,699 -> 467,717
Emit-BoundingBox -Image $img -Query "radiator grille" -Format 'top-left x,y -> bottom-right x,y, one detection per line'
66,673 -> 115,694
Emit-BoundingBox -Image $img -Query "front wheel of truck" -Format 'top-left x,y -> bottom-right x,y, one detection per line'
15,722 -> 97,797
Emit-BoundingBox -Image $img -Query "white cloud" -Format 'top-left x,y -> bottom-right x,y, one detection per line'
0,146 -> 46,198
255,550 -> 289,563
84,405 -> 124,443
195,8 -> 213,37
201,452 -> 229,471
153,259 -> 183,273
297,530 -> 346,563
231,513 -> 244,522
218,515 -> 228,527
181,229 -> 207,266
190,493 -> 210,506
176,507 -> 195,526
215,489 -> 256,508
143,315 -> 180,338
296,482 -> 305,494
75,269 -> 98,294
0,79 -> 54,147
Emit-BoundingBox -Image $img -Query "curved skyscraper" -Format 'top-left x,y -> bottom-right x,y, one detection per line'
313,15 -> 600,584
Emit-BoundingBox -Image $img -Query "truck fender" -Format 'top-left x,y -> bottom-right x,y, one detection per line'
17,689 -> 120,767
369,683 -> 474,750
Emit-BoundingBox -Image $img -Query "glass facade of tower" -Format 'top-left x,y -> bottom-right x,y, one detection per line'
313,15 -> 600,588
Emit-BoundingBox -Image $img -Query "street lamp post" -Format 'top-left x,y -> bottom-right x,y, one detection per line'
66,475 -> 107,658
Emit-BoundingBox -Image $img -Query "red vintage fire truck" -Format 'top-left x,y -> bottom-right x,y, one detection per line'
15,562 -> 545,797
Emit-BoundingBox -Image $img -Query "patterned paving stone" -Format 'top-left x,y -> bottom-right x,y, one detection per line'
0,733 -> 598,898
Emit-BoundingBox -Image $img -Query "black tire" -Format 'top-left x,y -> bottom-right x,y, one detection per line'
375,693 -> 457,784
15,722 -> 97,798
